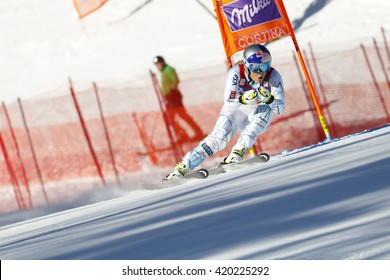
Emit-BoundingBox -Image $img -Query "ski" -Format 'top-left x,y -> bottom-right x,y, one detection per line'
144,152 -> 270,189
200,152 -> 270,178
219,152 -> 270,172
144,168 -> 218,189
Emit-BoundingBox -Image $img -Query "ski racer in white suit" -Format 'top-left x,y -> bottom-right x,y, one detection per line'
165,44 -> 285,180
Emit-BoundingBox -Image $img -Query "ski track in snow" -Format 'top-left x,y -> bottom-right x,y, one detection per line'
0,125 -> 389,259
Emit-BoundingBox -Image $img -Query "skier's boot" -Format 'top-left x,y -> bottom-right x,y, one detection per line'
165,162 -> 189,180
223,143 -> 246,164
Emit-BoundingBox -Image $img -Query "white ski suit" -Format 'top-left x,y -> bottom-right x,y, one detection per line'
181,63 -> 285,169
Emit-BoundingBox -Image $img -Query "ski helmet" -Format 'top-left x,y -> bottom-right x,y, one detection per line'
153,55 -> 165,64
243,44 -> 272,73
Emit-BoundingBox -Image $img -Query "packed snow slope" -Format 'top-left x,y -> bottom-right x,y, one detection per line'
0,125 -> 389,260
1,0 -> 389,103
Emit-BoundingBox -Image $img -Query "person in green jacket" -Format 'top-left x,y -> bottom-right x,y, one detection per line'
153,56 -> 203,142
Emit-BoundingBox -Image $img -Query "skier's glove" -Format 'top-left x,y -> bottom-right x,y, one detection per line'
239,87 -> 275,105
258,86 -> 274,105
239,89 -> 260,105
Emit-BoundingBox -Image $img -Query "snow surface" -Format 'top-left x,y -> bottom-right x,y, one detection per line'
1,125 -> 390,259
0,0 -> 390,261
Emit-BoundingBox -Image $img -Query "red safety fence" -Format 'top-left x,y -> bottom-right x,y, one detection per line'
1,32 -> 389,212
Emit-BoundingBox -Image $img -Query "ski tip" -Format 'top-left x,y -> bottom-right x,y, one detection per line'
197,168 -> 209,179
258,152 -> 270,162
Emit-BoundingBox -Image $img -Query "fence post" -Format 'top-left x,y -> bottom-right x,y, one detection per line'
381,27 -> 390,65
0,131 -> 25,210
69,78 -> 106,186
2,102 -> 32,208
373,38 -> 390,94
18,98 -> 48,203
132,112 -> 158,165
361,44 -> 390,123
93,82 -> 120,185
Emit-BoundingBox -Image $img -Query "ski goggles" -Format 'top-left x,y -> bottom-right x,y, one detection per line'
247,62 -> 271,74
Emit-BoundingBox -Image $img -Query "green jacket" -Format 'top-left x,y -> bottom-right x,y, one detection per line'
161,65 -> 179,96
